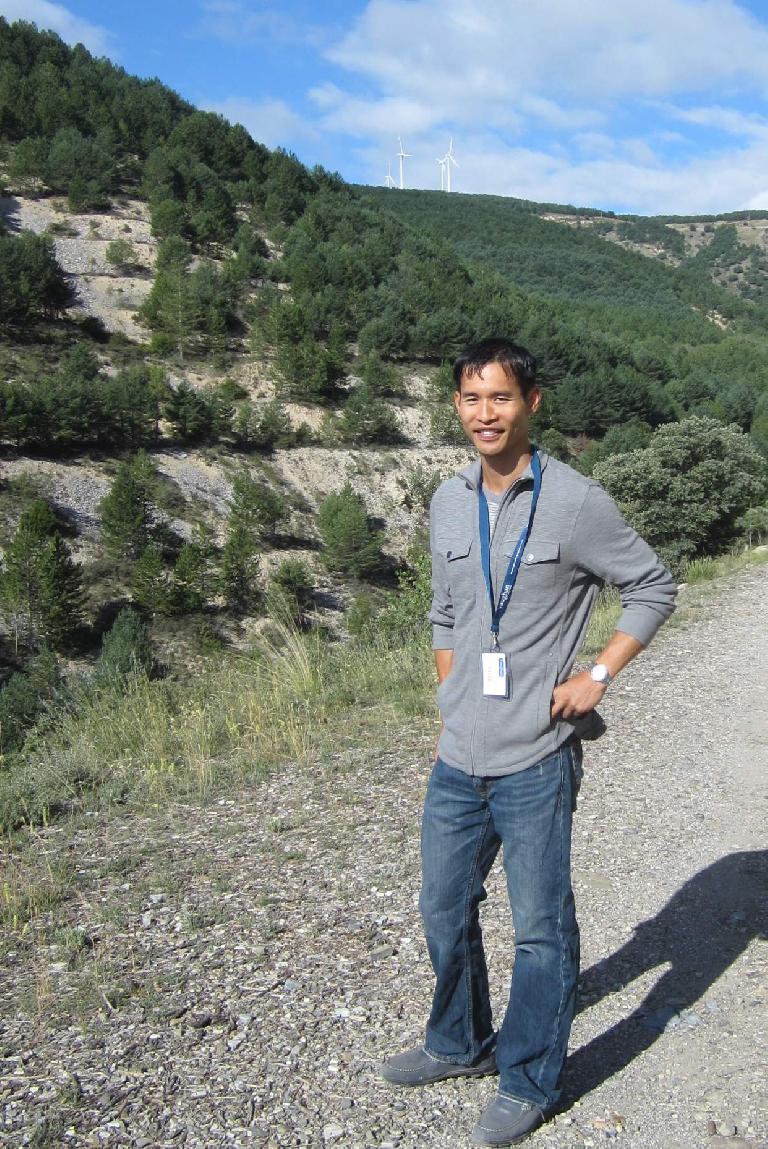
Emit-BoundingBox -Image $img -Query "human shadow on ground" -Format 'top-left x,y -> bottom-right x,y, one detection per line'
563,849 -> 768,1103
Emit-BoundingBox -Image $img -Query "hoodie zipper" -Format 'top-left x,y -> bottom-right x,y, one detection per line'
467,474 -> 533,776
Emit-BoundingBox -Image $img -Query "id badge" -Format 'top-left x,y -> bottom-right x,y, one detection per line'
482,651 -> 508,697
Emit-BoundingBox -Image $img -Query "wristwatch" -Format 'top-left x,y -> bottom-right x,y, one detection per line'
589,663 -> 613,687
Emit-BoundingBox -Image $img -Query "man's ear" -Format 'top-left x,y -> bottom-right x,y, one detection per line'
528,386 -> 541,415
453,389 -> 462,414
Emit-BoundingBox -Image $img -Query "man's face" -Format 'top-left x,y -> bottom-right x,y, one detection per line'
453,361 -> 540,463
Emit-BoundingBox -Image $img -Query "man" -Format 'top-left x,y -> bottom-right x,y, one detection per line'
379,338 -> 677,1145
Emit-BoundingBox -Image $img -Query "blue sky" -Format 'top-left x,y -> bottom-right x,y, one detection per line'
4,0 -> 768,214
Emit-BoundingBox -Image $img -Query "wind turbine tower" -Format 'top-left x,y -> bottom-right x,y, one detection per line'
440,137 -> 459,192
397,136 -> 411,189
386,160 -> 396,189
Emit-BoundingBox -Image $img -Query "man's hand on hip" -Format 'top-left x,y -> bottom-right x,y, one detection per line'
550,671 -> 606,721
551,630 -> 644,721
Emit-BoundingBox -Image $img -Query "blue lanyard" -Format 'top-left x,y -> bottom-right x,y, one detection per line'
478,450 -> 542,649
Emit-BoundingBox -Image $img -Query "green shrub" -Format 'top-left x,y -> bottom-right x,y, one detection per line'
267,559 -> 314,626
338,386 -> 403,445
538,428 -> 570,462
94,608 -> 155,685
318,485 -> 384,579
398,465 -> 444,512
0,649 -> 61,754
105,238 -> 139,270
376,549 -> 432,646
359,353 -> 404,397
346,592 -> 378,637
594,417 -> 767,572
430,404 -> 465,445
230,473 -> 287,539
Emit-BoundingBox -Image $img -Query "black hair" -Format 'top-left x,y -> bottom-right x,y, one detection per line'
452,338 -> 537,397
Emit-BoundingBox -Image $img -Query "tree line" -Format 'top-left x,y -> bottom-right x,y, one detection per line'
4,15 -> 768,468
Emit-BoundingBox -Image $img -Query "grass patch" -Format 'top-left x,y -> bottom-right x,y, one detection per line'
0,625 -> 434,832
682,547 -> 768,583
581,588 -> 622,658
2,547 -> 766,835
580,547 -> 768,654
1,845 -> 77,933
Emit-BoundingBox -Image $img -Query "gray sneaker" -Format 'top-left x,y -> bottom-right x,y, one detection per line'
471,1092 -> 545,1146
379,1046 -> 497,1087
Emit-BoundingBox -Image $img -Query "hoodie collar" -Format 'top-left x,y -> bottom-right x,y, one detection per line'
459,447 -> 550,492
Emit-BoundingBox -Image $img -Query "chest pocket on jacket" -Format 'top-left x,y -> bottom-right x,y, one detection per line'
440,537 -> 476,603
503,539 -> 559,599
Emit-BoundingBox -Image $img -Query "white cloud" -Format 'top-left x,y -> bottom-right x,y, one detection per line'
198,1 -> 294,44
0,0 -> 112,54
744,189 -> 768,209
197,1 -> 332,50
670,104 -> 768,140
309,87 -> 439,138
327,0 -> 768,130
322,0 -> 768,212
205,97 -> 319,150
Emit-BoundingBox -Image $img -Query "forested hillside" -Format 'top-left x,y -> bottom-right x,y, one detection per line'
0,17 -> 766,828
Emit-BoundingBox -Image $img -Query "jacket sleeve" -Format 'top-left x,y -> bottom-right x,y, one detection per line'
428,494 -> 455,650
575,483 -> 677,647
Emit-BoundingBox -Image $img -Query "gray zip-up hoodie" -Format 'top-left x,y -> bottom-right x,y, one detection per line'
429,450 -> 677,776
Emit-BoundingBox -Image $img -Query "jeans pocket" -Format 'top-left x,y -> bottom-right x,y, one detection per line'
570,738 -> 584,812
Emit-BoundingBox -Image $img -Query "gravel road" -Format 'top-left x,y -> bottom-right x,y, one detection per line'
1,566 -> 766,1149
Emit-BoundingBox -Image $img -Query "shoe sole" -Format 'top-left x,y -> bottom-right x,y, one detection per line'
380,1059 -> 498,1087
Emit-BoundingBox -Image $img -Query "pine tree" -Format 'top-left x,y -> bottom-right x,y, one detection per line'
139,266 -> 200,359
339,385 -> 402,445
164,380 -> 214,442
1,521 -> 48,649
105,238 -> 138,270
230,473 -> 286,539
131,544 -> 170,613
220,524 -> 260,613
35,535 -> 85,651
0,501 -> 84,651
99,459 -> 153,562
171,525 -> 219,612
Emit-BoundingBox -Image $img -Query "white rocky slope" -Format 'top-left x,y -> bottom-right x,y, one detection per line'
0,194 -> 475,576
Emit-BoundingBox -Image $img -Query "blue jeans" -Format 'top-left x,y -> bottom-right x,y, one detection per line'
419,743 -> 580,1110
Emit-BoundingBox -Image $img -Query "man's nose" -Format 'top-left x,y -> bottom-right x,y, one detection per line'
478,401 -> 497,422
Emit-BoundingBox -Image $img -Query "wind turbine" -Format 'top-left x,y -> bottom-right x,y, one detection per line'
440,137 -> 459,192
397,136 -> 411,189
436,156 -> 446,191
386,160 -> 396,189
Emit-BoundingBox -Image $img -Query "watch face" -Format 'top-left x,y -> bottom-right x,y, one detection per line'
591,665 -> 610,683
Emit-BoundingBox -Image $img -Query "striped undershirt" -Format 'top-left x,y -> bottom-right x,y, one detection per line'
484,488 -> 502,537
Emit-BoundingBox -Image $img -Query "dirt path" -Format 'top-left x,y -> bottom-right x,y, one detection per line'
1,566 -> 766,1149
